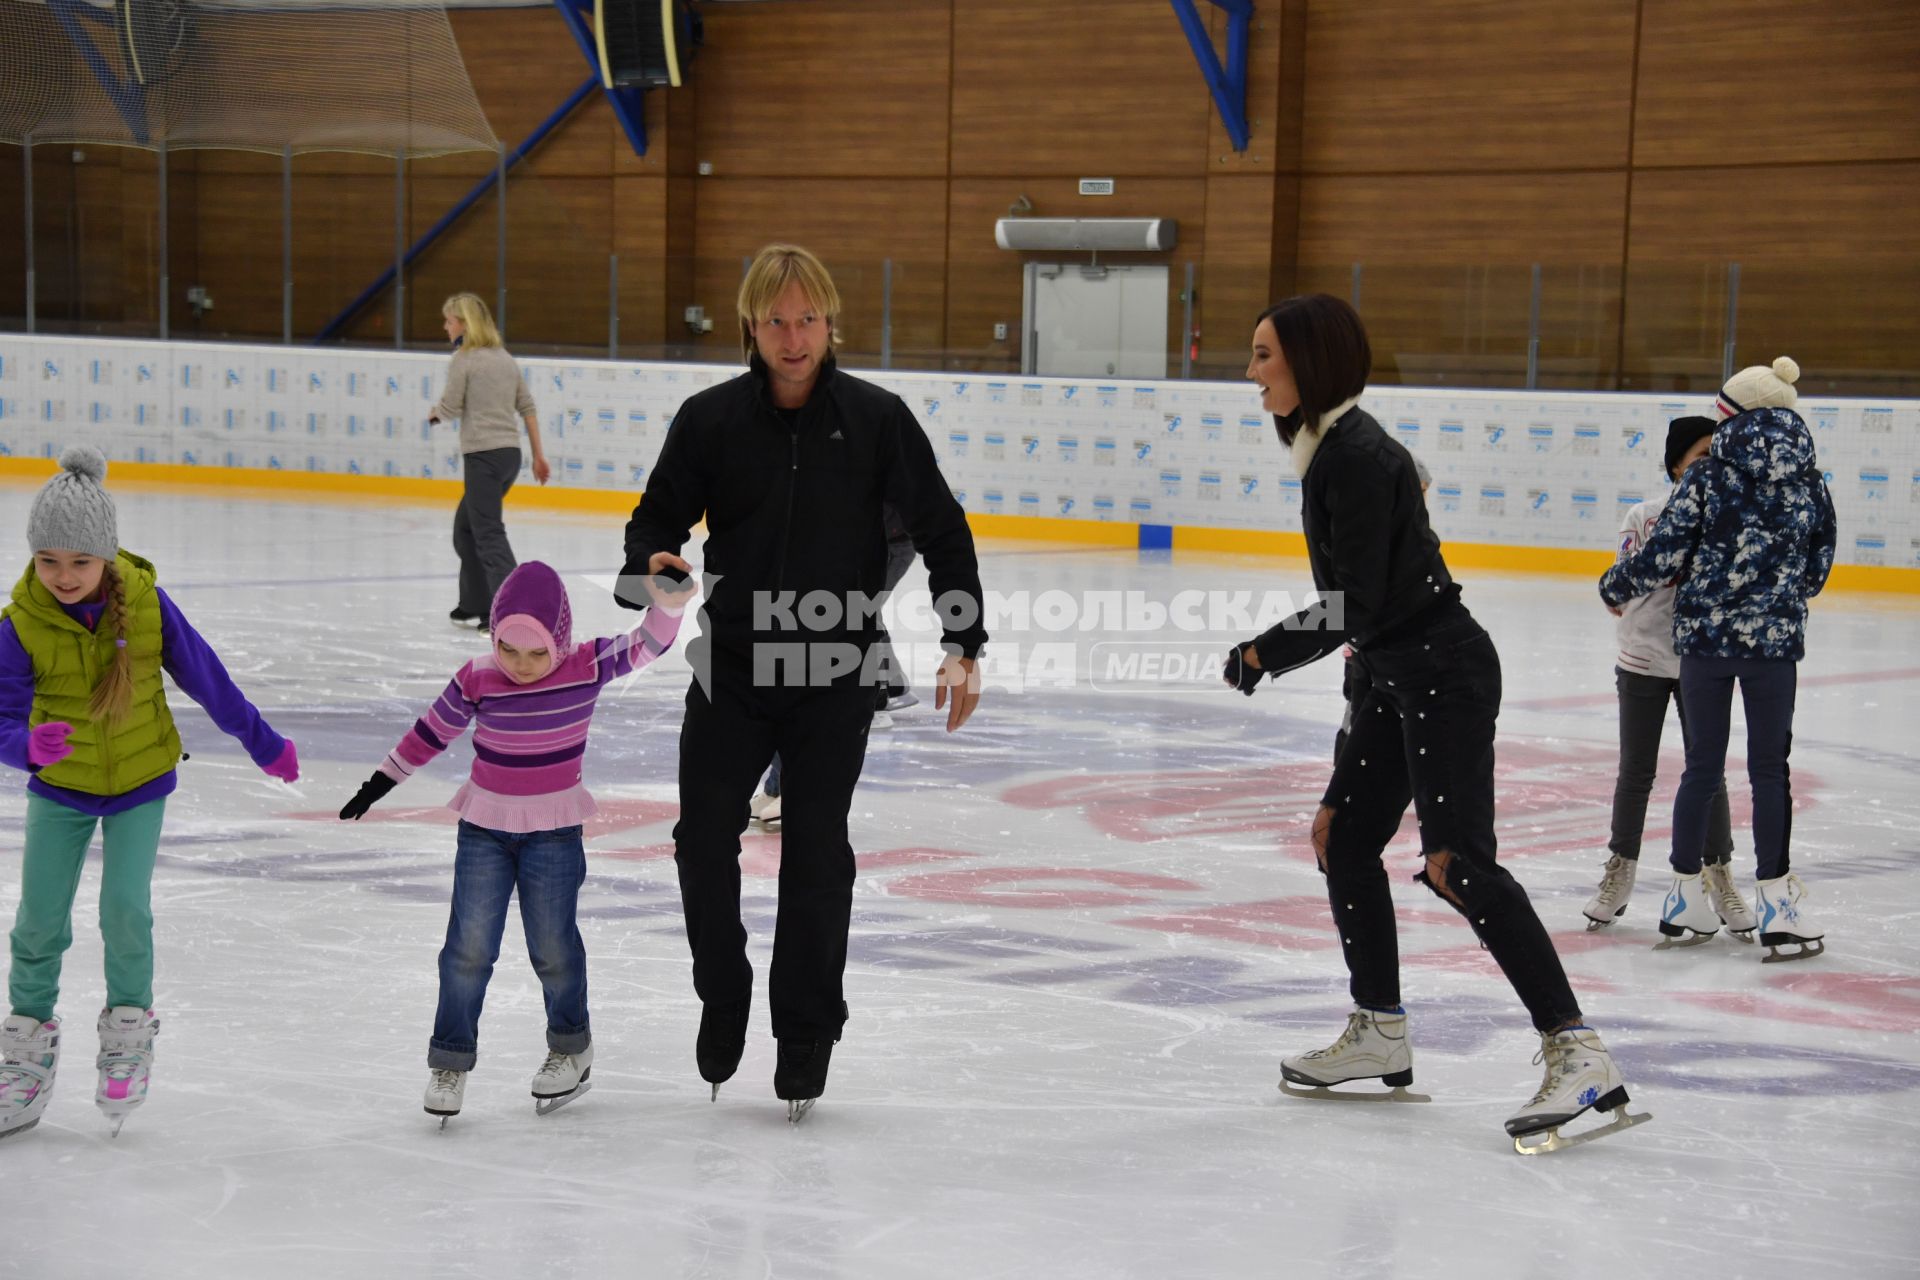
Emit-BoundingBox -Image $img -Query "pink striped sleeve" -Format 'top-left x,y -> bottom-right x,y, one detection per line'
380,669 -> 479,782
595,608 -> 682,685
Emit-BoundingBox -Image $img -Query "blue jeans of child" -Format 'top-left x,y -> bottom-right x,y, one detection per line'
1674,656 -> 1798,880
428,821 -> 591,1071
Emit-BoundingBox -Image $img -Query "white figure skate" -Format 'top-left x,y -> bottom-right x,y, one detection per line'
1702,863 -> 1757,942
1507,1026 -> 1650,1155
1582,855 -> 1638,931
1279,1007 -> 1430,1102
424,1068 -> 467,1128
531,1045 -> 593,1116
1754,873 -> 1825,963
1654,871 -> 1720,949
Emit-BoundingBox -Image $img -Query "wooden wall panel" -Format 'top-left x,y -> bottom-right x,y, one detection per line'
1623,163 -> 1920,395
694,0 -> 951,178
945,177 -> 1208,374
952,0 -> 1210,177
1297,173 -> 1627,385
688,179 -> 950,368
613,176 -> 671,354
1635,0 -> 1920,168
1197,175 -> 1276,376
447,9 -> 609,180
191,155 -> 285,343
1301,0 -> 1637,173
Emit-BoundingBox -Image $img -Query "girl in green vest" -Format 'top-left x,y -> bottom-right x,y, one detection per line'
0,447 -> 299,1139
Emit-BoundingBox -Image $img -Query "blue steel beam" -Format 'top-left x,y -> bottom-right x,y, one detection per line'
314,73 -> 599,344
1171,0 -> 1252,153
553,0 -> 650,157
46,0 -> 150,143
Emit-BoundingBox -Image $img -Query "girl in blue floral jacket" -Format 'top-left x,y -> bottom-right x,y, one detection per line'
1599,357 -> 1836,962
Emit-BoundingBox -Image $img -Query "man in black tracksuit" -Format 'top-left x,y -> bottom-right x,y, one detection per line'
617,246 -> 986,1116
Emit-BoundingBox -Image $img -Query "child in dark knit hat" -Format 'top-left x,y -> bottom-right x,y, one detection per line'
1583,417 -> 1745,937
1600,358 -> 1837,962
0,447 -> 298,1139
338,558 -> 688,1124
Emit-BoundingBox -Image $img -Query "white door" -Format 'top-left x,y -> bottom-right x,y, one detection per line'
1023,263 -> 1169,379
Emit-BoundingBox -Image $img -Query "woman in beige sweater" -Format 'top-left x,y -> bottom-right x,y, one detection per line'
428,293 -> 551,629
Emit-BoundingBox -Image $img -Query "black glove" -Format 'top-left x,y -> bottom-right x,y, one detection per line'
1223,644 -> 1265,696
339,772 -> 398,820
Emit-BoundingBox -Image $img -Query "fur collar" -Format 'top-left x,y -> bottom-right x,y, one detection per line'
1288,395 -> 1362,477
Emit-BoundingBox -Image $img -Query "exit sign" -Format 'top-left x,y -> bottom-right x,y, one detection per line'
1078,178 -> 1115,196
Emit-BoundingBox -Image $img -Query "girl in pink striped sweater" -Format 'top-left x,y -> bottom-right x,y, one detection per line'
338,559 -> 685,1123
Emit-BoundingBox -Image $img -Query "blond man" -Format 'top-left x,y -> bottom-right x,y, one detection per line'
618,245 -> 986,1120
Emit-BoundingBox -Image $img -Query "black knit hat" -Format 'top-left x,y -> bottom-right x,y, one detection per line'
1663,416 -> 1716,480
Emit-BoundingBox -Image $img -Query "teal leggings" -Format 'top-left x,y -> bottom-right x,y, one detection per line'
8,793 -> 167,1022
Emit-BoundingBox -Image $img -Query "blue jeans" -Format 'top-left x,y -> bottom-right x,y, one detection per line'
429,821 -> 590,1071
1674,656 -> 1798,880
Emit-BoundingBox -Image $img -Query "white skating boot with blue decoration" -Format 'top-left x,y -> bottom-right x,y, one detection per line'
1506,1026 -> 1650,1155
1655,870 -> 1720,949
1755,873 -> 1825,963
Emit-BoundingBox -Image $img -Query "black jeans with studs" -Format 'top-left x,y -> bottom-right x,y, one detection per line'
1317,599 -> 1584,1034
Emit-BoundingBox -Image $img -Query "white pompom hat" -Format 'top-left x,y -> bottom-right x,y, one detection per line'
1715,356 -> 1800,421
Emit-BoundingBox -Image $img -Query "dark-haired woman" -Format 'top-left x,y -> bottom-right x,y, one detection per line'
1223,294 -> 1643,1151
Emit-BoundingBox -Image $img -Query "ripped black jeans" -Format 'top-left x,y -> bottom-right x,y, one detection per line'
1315,602 -> 1583,1034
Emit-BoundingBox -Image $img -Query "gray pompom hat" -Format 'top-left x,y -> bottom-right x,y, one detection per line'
27,446 -> 119,561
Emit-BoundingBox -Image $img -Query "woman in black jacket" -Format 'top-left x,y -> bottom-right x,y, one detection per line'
1225,295 -> 1642,1152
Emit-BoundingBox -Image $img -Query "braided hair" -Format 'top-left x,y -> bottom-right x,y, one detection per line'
88,560 -> 134,726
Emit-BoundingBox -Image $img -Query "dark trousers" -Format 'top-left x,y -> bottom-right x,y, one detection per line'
454,447 -> 521,618
1320,604 -> 1583,1033
1675,656 -> 1798,880
674,659 -> 874,1041
871,535 -> 918,699
1610,668 -> 1733,865
429,821 -> 590,1072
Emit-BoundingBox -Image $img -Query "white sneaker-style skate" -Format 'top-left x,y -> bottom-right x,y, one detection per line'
94,1007 -> 158,1137
1754,873 -> 1825,963
884,690 -> 919,712
1279,1006 -> 1429,1102
1702,863 -> 1757,942
424,1068 -> 467,1127
0,1015 -> 60,1141
531,1045 -> 593,1116
1582,855 -> 1638,930
1506,1026 -> 1650,1155
1655,871 -> 1720,949
749,790 -> 781,830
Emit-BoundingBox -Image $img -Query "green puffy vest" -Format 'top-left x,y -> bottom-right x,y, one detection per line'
5,551 -> 181,795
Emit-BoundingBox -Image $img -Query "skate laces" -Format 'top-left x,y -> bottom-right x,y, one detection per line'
1597,858 -> 1632,896
429,1068 -> 463,1092
533,1051 -> 572,1080
1705,866 -> 1746,918
1304,1012 -> 1370,1060
1526,1036 -> 1581,1107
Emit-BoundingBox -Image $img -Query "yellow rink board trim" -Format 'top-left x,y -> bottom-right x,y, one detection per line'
3,458 -> 1913,594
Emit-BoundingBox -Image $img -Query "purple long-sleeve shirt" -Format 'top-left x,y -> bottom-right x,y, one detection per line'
0,588 -> 285,816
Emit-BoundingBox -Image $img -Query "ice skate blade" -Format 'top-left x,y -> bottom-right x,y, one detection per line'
1652,931 -> 1715,950
1583,917 -> 1615,932
787,1098 -> 816,1124
1726,928 -> 1756,945
1511,1106 -> 1651,1155
1762,938 -> 1825,964
710,1083 -> 720,1102
1278,1079 -> 1431,1103
533,1080 -> 592,1117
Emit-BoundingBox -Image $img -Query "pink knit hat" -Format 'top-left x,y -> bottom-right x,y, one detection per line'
489,561 -> 573,658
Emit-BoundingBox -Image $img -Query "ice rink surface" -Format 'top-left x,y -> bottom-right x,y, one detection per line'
2,483 -> 1916,1279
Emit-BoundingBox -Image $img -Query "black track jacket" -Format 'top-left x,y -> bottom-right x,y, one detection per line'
619,353 -> 988,662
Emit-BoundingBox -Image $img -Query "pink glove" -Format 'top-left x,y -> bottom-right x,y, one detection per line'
262,739 -> 300,783
27,722 -> 73,768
